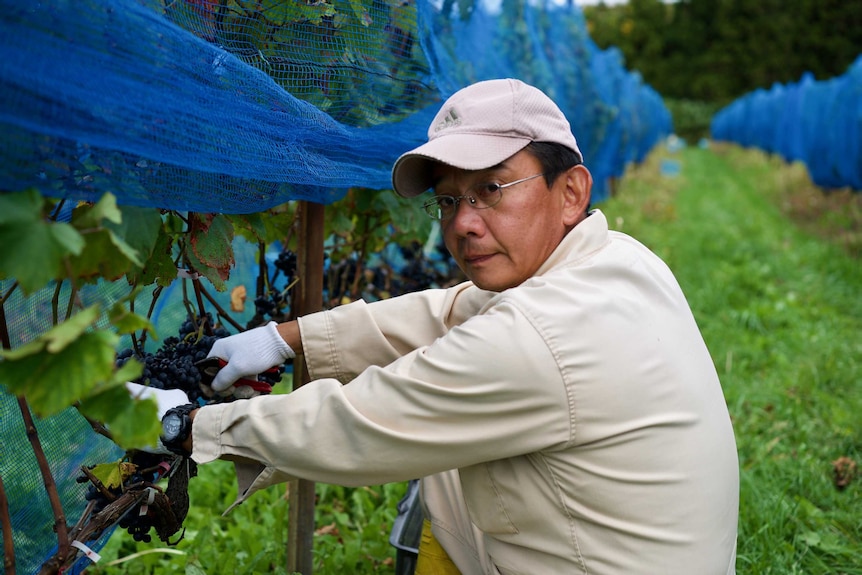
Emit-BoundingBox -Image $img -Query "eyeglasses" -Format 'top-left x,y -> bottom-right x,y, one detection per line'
422,172 -> 546,221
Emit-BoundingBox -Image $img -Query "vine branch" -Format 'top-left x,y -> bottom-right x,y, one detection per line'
197,283 -> 244,332
0,469 -> 15,575
19,397 -> 69,574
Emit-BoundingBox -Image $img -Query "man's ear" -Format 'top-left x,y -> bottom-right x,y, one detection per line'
561,164 -> 593,226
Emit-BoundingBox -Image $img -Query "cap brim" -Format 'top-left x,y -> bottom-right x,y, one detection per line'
391,134 -> 532,198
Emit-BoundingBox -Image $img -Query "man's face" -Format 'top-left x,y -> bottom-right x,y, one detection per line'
433,150 -> 587,292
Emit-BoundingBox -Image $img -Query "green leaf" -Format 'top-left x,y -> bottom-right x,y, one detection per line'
264,0 -> 336,26
105,205 -> 163,264
0,306 -> 100,360
89,461 -> 138,490
185,247 -> 226,292
190,214 -> 235,271
0,188 -> 44,224
257,209 -> 298,243
187,213 -> 235,290
67,229 -> 136,282
71,193 -> 122,229
0,330 -> 119,416
0,221 -> 85,294
51,222 -> 87,255
130,227 -> 177,287
164,212 -> 186,235
107,228 -> 144,267
78,382 -> 161,450
110,357 -> 145,384
327,207 -> 354,237
226,213 -> 269,243
108,304 -> 155,336
46,305 -> 102,352
348,0 -> 372,26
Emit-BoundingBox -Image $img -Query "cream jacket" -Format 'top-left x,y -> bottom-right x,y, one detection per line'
192,209 -> 739,574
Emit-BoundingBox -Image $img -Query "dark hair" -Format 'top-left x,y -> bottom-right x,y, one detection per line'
525,141 -> 589,213
525,141 -> 583,187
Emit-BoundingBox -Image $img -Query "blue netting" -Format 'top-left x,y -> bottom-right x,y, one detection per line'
711,54 -> 862,191
0,0 -> 671,213
0,1 -> 672,573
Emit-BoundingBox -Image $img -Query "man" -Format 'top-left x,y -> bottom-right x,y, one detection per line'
142,78 -> 739,574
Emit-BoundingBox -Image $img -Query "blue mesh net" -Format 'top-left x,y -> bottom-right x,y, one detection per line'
0,1 -> 672,573
711,54 -> 862,191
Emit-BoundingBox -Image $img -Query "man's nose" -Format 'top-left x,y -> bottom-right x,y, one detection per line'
448,196 -> 484,234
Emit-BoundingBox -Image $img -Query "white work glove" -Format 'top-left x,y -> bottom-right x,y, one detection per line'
206,321 -> 295,393
125,382 -> 191,454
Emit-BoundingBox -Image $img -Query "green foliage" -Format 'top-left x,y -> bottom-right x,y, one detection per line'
663,98 -> 724,142
0,184 -> 434,573
0,183 -> 430,446
0,190 -> 85,294
326,188 -> 433,264
583,0 -> 862,102
164,0 -> 435,126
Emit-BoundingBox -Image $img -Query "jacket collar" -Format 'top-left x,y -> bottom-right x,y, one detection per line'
533,209 -> 610,277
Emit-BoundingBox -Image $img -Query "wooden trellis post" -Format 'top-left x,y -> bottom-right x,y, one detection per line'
287,200 -> 325,574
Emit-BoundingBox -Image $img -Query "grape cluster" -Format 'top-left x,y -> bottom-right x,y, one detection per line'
120,514 -> 153,543
274,249 -> 297,278
251,249 -> 297,324
253,290 -> 288,319
77,451 -> 168,543
117,315 -> 230,403
80,478 -> 109,515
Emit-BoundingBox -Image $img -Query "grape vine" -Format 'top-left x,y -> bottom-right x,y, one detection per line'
0,187 -> 448,574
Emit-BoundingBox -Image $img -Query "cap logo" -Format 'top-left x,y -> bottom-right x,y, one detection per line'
434,108 -> 461,133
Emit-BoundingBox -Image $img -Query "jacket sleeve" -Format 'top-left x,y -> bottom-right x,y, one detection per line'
298,281 -> 494,382
191,298 -> 572,498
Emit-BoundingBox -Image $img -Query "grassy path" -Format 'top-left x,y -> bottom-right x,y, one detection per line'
601,143 -> 862,574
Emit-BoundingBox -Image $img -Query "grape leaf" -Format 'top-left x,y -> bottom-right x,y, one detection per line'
187,213 -> 235,290
105,205 -> 163,264
185,247 -> 226,291
89,461 -> 138,490
71,193 -> 123,229
226,212 -> 269,243
78,381 -> 161,450
67,229 -> 142,282
0,220 -> 85,294
327,205 -> 354,237
0,188 -> 44,224
348,0 -> 372,26
109,304 -> 155,336
0,330 -> 119,417
130,227 -> 177,287
0,306 -> 100,360
164,212 -> 186,235
189,214 -> 234,272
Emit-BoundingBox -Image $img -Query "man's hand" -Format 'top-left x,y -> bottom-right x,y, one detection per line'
125,382 -> 191,454
206,321 -> 295,392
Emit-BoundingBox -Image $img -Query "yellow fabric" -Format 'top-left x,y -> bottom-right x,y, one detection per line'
415,519 -> 461,575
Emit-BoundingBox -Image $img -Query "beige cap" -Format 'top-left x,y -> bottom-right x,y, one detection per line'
391,78 -> 583,198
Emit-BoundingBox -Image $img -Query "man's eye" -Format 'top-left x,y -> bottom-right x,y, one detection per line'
437,196 -> 457,208
474,183 -> 500,198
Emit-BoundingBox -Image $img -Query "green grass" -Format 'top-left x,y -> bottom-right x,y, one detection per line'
603,143 -> 862,574
92,143 -> 861,574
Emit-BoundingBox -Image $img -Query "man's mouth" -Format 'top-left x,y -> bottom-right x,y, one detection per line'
463,253 -> 494,265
